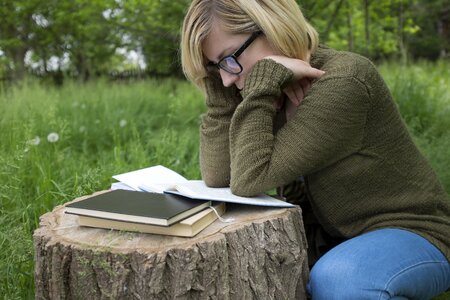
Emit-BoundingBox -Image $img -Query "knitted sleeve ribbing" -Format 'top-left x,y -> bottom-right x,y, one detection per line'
200,75 -> 242,187
230,59 -> 369,196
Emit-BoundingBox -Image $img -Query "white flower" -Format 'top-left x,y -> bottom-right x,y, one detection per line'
28,136 -> 41,145
119,119 -> 127,127
47,132 -> 59,143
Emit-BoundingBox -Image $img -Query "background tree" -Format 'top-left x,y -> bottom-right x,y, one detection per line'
408,0 -> 449,59
48,0 -> 122,81
0,0 -> 43,80
114,0 -> 189,76
0,0 -> 448,83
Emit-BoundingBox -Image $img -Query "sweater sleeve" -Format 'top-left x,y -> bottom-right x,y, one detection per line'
200,75 -> 242,187
230,59 -> 369,196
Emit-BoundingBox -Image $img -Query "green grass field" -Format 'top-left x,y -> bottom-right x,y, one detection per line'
1,61 -> 449,299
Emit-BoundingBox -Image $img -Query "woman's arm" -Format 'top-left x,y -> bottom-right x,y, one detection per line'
200,75 -> 242,187
229,59 -> 370,196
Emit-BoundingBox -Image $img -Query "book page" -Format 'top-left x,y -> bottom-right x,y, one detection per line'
111,182 -> 135,191
112,165 -> 188,192
170,180 -> 295,207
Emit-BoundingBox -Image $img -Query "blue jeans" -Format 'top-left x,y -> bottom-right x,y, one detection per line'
307,228 -> 450,299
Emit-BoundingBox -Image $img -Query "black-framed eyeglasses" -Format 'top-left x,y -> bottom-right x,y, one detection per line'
207,31 -> 262,75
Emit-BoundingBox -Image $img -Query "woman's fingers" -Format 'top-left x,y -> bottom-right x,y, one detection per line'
283,81 -> 307,107
266,55 -> 322,108
283,86 -> 299,106
304,67 -> 325,79
265,55 -> 325,80
291,62 -> 324,80
300,78 -> 311,95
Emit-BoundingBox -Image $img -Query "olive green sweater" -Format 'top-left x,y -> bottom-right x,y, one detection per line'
199,46 -> 450,263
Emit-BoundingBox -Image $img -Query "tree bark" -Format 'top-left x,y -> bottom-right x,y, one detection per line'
322,0 -> 345,43
363,0 -> 371,55
34,192 -> 309,299
5,46 -> 28,81
438,7 -> 449,59
398,0 -> 407,63
347,1 -> 354,52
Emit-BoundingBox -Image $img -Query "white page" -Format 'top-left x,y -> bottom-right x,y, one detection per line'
167,180 -> 295,208
112,165 -> 188,192
111,182 -> 136,191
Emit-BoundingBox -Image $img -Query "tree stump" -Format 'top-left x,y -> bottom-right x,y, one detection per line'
34,191 -> 309,299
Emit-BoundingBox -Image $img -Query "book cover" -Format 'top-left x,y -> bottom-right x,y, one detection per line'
77,203 -> 226,237
65,190 -> 211,226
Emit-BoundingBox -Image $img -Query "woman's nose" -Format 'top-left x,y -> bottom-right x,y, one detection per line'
219,69 -> 239,87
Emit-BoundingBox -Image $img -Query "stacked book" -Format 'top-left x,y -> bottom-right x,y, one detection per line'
65,165 -> 294,237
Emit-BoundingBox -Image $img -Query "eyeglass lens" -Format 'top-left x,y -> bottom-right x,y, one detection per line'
219,57 -> 242,74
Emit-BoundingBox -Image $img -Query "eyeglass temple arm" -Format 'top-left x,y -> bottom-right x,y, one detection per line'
233,31 -> 262,57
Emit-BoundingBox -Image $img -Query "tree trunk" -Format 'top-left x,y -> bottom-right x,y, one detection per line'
6,47 -> 28,81
322,0 -> 345,43
347,1 -> 354,52
34,192 -> 309,299
438,7 -> 449,59
398,0 -> 407,63
75,52 -> 90,81
363,0 -> 371,55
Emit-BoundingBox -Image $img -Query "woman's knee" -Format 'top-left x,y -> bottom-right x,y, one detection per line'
308,254 -> 361,299
307,229 -> 450,299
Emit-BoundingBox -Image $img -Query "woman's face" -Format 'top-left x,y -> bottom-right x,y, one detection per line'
203,21 -> 278,90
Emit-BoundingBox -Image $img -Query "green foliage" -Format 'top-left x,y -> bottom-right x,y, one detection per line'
407,0 -> 450,59
0,63 -> 449,298
116,0 -> 190,75
299,0 -> 430,59
0,0 -> 448,81
0,78 -> 204,297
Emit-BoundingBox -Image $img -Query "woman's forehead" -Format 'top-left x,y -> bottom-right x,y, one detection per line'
202,22 -> 246,62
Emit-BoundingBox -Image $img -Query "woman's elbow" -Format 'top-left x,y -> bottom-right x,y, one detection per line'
230,177 -> 261,197
202,171 -> 230,188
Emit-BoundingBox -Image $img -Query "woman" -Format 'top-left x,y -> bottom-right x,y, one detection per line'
181,0 -> 450,299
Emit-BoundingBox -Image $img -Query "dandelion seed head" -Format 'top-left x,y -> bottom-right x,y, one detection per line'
28,136 -> 41,145
47,132 -> 59,143
119,119 -> 127,127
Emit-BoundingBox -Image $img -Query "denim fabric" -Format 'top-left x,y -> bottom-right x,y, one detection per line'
307,228 -> 450,299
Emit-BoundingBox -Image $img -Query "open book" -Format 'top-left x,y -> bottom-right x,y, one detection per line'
111,165 -> 294,208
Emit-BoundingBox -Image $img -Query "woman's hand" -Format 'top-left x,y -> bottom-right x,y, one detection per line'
265,55 -> 324,107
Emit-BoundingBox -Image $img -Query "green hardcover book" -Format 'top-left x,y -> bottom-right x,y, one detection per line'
77,202 -> 226,237
65,190 -> 211,226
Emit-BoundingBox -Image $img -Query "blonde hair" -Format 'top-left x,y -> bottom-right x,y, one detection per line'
181,0 -> 319,91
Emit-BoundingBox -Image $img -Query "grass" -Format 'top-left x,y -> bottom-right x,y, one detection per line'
0,61 -> 449,299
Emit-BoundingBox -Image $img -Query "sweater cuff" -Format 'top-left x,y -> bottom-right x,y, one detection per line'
242,59 -> 293,99
205,75 -> 241,108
